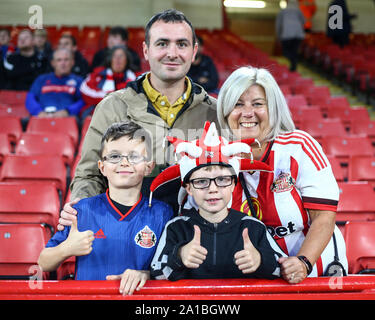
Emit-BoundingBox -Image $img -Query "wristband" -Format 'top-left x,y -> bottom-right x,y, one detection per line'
297,255 -> 313,275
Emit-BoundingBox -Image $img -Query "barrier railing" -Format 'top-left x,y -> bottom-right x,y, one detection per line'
1,275 -> 375,300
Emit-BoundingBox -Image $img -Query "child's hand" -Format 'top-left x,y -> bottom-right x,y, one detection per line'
64,218 -> 94,257
106,270 -> 150,295
234,228 -> 261,273
179,225 -> 208,269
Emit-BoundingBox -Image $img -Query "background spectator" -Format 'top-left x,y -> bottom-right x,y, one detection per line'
91,26 -> 141,72
298,0 -> 317,32
33,29 -> 53,62
26,48 -> 84,117
276,0 -> 305,72
187,35 -> 219,93
0,28 -> 15,89
58,34 -> 89,78
80,45 -> 136,118
326,0 -> 357,48
3,29 -> 48,90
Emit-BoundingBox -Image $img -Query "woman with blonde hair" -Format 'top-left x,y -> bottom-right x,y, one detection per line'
217,66 -> 347,283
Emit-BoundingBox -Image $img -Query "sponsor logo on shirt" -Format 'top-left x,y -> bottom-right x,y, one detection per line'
41,85 -> 76,94
240,197 -> 263,220
94,228 -> 106,239
135,225 -> 157,248
267,221 -> 297,239
271,172 -> 295,193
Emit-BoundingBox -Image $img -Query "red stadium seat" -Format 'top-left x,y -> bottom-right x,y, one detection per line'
78,26 -> 102,51
327,155 -> 345,182
344,221 -> 375,274
0,223 -> 48,279
336,182 -> 375,222
321,136 -> 374,165
0,116 -> 22,144
300,118 -> 347,143
350,120 -> 375,144
348,156 -> 375,188
285,94 -> 308,108
15,132 -> 76,167
81,116 -> 91,139
0,90 -> 27,106
0,105 -> 29,118
326,96 -> 351,109
26,117 -> 79,148
0,154 -> 67,199
0,134 -> 12,162
326,106 -> 370,130
289,106 -> 324,129
0,182 -> 60,234
305,86 -> 330,105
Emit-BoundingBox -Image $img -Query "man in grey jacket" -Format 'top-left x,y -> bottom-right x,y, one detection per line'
275,0 -> 305,71
59,9 -> 217,228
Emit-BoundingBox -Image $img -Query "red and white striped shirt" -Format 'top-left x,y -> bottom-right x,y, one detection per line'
231,130 -> 342,268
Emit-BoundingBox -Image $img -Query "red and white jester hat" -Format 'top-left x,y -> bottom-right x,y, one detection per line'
149,121 -> 273,206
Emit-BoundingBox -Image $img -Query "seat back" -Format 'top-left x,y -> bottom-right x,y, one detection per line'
322,136 -> 374,163
26,117 -> 79,148
0,116 -> 22,143
0,182 -> 60,231
0,224 -> 48,278
344,221 -> 375,274
15,132 -> 75,167
348,156 -> 375,184
336,182 -> 375,222
0,154 -> 67,198
300,118 -> 347,143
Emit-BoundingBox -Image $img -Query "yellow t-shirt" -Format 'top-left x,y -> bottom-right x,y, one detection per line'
142,74 -> 192,127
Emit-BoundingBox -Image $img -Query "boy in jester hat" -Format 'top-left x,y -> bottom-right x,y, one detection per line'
150,121 -> 286,280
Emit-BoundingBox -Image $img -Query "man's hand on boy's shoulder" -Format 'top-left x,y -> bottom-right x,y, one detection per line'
178,225 -> 208,269
57,198 -> 80,231
234,228 -> 261,274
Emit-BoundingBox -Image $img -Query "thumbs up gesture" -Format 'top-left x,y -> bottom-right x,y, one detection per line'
179,225 -> 208,269
234,228 -> 261,274
64,217 -> 95,257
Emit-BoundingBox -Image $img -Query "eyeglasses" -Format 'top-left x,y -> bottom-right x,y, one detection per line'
102,153 -> 146,165
188,175 -> 235,189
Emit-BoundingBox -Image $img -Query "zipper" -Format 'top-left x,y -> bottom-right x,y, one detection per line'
213,223 -> 218,265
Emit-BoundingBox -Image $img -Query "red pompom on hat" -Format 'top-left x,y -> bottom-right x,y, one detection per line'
149,121 -> 272,206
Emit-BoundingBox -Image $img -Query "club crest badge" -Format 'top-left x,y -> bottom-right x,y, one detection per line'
271,172 -> 295,193
135,225 -> 157,248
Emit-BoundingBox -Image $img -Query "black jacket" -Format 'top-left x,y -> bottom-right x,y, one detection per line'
4,51 -> 48,90
151,208 -> 285,281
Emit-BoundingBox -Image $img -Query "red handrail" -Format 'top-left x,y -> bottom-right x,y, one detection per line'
1,276 -> 375,300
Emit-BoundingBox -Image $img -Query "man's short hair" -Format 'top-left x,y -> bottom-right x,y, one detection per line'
144,8 -> 196,46
60,34 -> 77,46
100,121 -> 153,160
109,26 -> 128,41
52,47 -> 74,60
0,28 -> 11,37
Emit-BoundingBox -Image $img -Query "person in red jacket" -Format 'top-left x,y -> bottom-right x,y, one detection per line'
299,0 -> 317,32
79,45 -> 136,118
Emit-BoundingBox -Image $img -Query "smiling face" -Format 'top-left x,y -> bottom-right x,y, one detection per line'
185,165 -> 235,223
98,136 -> 154,191
227,84 -> 270,143
142,20 -> 197,87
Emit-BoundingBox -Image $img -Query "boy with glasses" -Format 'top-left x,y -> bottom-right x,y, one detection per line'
38,121 -> 173,294
150,122 -> 285,280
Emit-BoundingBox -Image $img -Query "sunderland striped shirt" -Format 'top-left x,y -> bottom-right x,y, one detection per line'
231,130 -> 347,275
